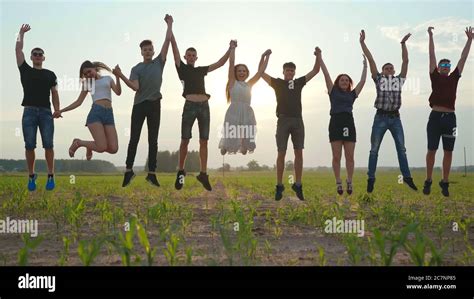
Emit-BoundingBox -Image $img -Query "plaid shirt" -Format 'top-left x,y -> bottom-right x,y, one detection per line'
373,73 -> 405,111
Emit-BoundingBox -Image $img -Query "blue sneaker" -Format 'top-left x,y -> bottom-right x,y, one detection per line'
28,174 -> 37,191
46,175 -> 55,191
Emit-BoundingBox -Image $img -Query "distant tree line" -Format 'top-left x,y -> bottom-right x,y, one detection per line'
0,159 -> 118,173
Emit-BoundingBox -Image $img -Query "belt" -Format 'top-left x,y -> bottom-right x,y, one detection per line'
376,109 -> 400,117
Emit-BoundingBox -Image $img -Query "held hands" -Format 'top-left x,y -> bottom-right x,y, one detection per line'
19,24 -> 31,34
314,47 -> 321,56
52,110 -> 62,119
465,26 -> 473,40
401,33 -> 411,44
112,65 -> 122,77
262,49 -> 272,57
359,30 -> 366,43
164,14 -> 173,25
229,40 -> 237,49
427,26 -> 434,36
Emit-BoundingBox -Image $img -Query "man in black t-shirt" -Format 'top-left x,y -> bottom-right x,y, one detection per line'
262,47 -> 321,201
170,26 -> 234,191
15,24 -> 60,192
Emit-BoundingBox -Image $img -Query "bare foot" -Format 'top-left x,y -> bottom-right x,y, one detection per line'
69,139 -> 81,158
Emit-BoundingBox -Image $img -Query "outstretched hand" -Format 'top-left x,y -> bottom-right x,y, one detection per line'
401,33 -> 411,44
465,26 -> 473,40
164,14 -> 173,25
360,30 -> 366,43
19,24 -> 31,34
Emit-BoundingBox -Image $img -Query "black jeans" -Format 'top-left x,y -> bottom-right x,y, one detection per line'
125,100 -> 160,172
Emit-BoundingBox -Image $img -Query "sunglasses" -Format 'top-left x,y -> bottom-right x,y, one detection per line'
439,63 -> 451,68
32,52 -> 44,57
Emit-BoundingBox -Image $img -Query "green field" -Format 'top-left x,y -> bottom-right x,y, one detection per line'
0,170 -> 473,266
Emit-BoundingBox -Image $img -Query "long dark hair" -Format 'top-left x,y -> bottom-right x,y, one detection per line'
334,74 -> 353,92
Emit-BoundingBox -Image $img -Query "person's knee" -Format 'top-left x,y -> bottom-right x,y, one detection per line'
96,143 -> 108,153
199,139 -> 208,147
443,150 -> 453,157
180,139 -> 190,147
107,145 -> 119,154
427,150 -> 436,157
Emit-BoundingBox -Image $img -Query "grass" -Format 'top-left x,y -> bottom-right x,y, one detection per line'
0,170 -> 472,266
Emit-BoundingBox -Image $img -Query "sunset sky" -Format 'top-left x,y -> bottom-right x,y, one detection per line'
1,0 -> 473,169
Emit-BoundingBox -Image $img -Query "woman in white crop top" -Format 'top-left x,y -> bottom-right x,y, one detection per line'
218,42 -> 271,155
54,61 -> 121,160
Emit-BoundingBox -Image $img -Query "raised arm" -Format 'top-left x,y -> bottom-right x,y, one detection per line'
428,27 -> 437,73
16,24 -> 30,66
208,42 -> 232,72
248,49 -> 272,87
319,51 -> 333,94
170,33 -> 181,67
359,30 -> 378,80
160,14 -> 173,62
354,55 -> 368,96
304,47 -> 321,82
399,33 -> 411,78
456,26 -> 473,74
227,40 -> 237,90
111,67 -> 122,96
113,65 -> 138,92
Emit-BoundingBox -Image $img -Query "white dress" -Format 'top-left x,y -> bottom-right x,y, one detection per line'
218,81 -> 257,154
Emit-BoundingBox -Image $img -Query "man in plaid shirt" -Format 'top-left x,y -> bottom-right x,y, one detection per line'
359,30 -> 418,193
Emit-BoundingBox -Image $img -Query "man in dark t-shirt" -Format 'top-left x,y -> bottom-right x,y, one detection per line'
170,26 -> 234,192
15,24 -> 60,192
423,26 -> 473,197
262,47 -> 321,201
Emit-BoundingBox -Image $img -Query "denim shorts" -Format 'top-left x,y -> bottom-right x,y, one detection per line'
181,100 -> 210,140
22,106 -> 54,150
86,103 -> 115,126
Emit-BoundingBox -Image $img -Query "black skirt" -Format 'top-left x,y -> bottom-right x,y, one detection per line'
328,112 -> 356,142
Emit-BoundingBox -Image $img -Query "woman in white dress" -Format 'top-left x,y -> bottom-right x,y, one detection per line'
219,42 -> 271,155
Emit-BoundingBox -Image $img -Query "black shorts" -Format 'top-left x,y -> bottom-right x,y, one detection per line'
329,112 -> 356,143
427,111 -> 456,151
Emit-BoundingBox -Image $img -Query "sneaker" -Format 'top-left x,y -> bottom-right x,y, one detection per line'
291,183 -> 305,201
336,182 -> 343,195
423,180 -> 432,195
122,170 -> 136,187
175,170 -> 186,190
367,178 -> 376,193
275,184 -> 285,201
346,180 -> 353,195
45,174 -> 55,191
28,174 -> 37,192
403,177 -> 418,191
439,180 -> 449,197
197,172 -> 212,191
145,173 -> 160,187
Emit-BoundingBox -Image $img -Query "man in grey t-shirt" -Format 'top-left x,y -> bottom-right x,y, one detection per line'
114,14 -> 173,187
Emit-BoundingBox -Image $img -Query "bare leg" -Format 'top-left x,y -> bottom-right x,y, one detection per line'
331,141 -> 343,183
294,149 -> 303,184
25,149 -> 35,175
199,139 -> 208,173
425,150 -> 436,181
343,141 -> 355,182
45,148 -> 54,174
276,151 -> 286,185
442,150 -> 453,182
178,139 -> 190,170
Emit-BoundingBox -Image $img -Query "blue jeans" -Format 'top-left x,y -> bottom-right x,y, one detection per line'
367,114 -> 411,179
22,106 -> 54,150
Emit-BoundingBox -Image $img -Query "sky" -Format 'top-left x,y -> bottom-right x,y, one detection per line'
1,0 -> 473,170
